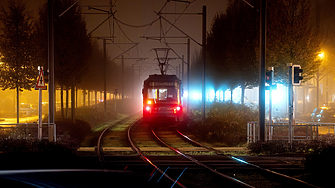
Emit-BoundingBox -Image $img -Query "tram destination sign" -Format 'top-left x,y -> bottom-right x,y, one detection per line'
149,82 -> 176,87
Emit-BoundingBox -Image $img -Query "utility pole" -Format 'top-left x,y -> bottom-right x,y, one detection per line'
288,63 -> 293,144
122,55 -> 124,104
259,0 -> 266,142
202,5 -> 206,123
103,38 -> 107,115
187,38 -> 190,114
268,67 -> 274,140
48,0 -> 55,141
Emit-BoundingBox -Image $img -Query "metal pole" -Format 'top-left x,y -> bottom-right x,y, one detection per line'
288,63 -> 293,143
187,39 -> 190,115
38,88 -> 42,140
268,67 -> 274,140
182,55 -> 184,82
247,123 -> 250,143
132,64 -> 134,99
122,55 -> 124,103
316,70 -> 319,108
103,39 -> 107,115
202,5 -> 206,123
259,0 -> 266,142
48,0 -> 55,141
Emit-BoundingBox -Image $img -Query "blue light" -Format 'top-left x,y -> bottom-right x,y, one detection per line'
192,92 -> 201,100
225,89 -> 231,102
233,86 -> 241,104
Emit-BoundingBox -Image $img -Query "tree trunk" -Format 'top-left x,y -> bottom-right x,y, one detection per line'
83,90 -> 86,106
16,86 -> 19,124
241,84 -> 246,105
88,90 -> 90,107
95,91 -> 97,105
230,86 -> 233,104
66,85 -> 69,118
71,76 -> 75,123
61,85 -> 64,119
75,87 -> 78,108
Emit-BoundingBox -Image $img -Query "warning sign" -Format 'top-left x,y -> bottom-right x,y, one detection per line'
35,67 -> 46,89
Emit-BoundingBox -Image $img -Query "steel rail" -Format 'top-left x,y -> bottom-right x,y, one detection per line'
152,129 -> 254,188
97,111 -> 141,172
127,119 -> 187,188
176,130 -> 320,188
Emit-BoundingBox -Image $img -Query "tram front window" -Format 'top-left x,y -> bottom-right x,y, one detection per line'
159,89 -> 167,100
148,88 -> 177,101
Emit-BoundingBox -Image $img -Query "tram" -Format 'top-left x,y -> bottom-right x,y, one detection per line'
142,74 -> 183,123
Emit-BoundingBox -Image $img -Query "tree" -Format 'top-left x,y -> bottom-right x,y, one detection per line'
207,0 -> 259,104
0,0 -> 40,120
36,0 -> 92,121
266,0 -> 321,84
207,0 -> 321,104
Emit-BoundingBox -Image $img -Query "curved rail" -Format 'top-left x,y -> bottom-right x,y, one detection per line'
97,111 -> 141,172
151,129 -> 255,188
127,119 -> 187,188
176,130 -> 320,188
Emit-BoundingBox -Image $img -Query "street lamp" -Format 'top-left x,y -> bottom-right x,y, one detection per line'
316,52 -> 325,107
318,52 -> 324,59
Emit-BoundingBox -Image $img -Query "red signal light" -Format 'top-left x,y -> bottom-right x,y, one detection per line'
176,106 -> 181,111
145,106 -> 151,111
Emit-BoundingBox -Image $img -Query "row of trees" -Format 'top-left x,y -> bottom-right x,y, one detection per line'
191,0 -> 322,104
0,0 -> 133,120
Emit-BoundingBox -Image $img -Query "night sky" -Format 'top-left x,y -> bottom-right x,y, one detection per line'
1,0 -> 228,76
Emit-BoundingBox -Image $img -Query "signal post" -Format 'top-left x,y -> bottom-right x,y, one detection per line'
35,66 -> 47,140
288,63 -> 303,143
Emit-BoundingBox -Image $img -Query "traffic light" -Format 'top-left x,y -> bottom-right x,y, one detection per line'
265,70 -> 272,85
292,65 -> 303,85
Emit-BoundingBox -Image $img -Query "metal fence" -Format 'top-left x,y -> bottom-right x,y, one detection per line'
247,121 -> 335,143
0,123 -> 55,140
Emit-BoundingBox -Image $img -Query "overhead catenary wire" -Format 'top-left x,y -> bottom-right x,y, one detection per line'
114,17 -> 160,28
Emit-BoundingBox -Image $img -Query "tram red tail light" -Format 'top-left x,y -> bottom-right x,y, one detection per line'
174,106 -> 181,114
145,106 -> 151,111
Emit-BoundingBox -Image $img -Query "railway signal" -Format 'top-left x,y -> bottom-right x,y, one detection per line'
265,69 -> 273,85
292,65 -> 303,86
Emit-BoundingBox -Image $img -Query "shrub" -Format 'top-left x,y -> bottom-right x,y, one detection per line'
305,144 -> 335,186
190,102 -> 258,146
56,119 -> 92,147
247,140 -> 289,154
248,135 -> 335,155
0,139 -> 75,153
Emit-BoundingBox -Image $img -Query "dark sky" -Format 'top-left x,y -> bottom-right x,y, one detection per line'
0,0 -> 228,75
79,0 -> 228,75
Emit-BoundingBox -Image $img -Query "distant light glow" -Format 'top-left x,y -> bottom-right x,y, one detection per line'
233,86 -> 241,104
215,90 -> 223,102
219,90 -> 223,102
225,90 -> 231,102
208,89 -> 215,102
192,92 -> 201,100
271,84 -> 286,104
318,52 -> 324,58
184,91 -> 188,98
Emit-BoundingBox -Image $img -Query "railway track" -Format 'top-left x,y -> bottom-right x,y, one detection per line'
152,127 -> 319,188
94,117 -> 319,188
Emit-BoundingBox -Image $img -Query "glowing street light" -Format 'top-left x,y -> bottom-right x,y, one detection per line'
318,52 -> 324,59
